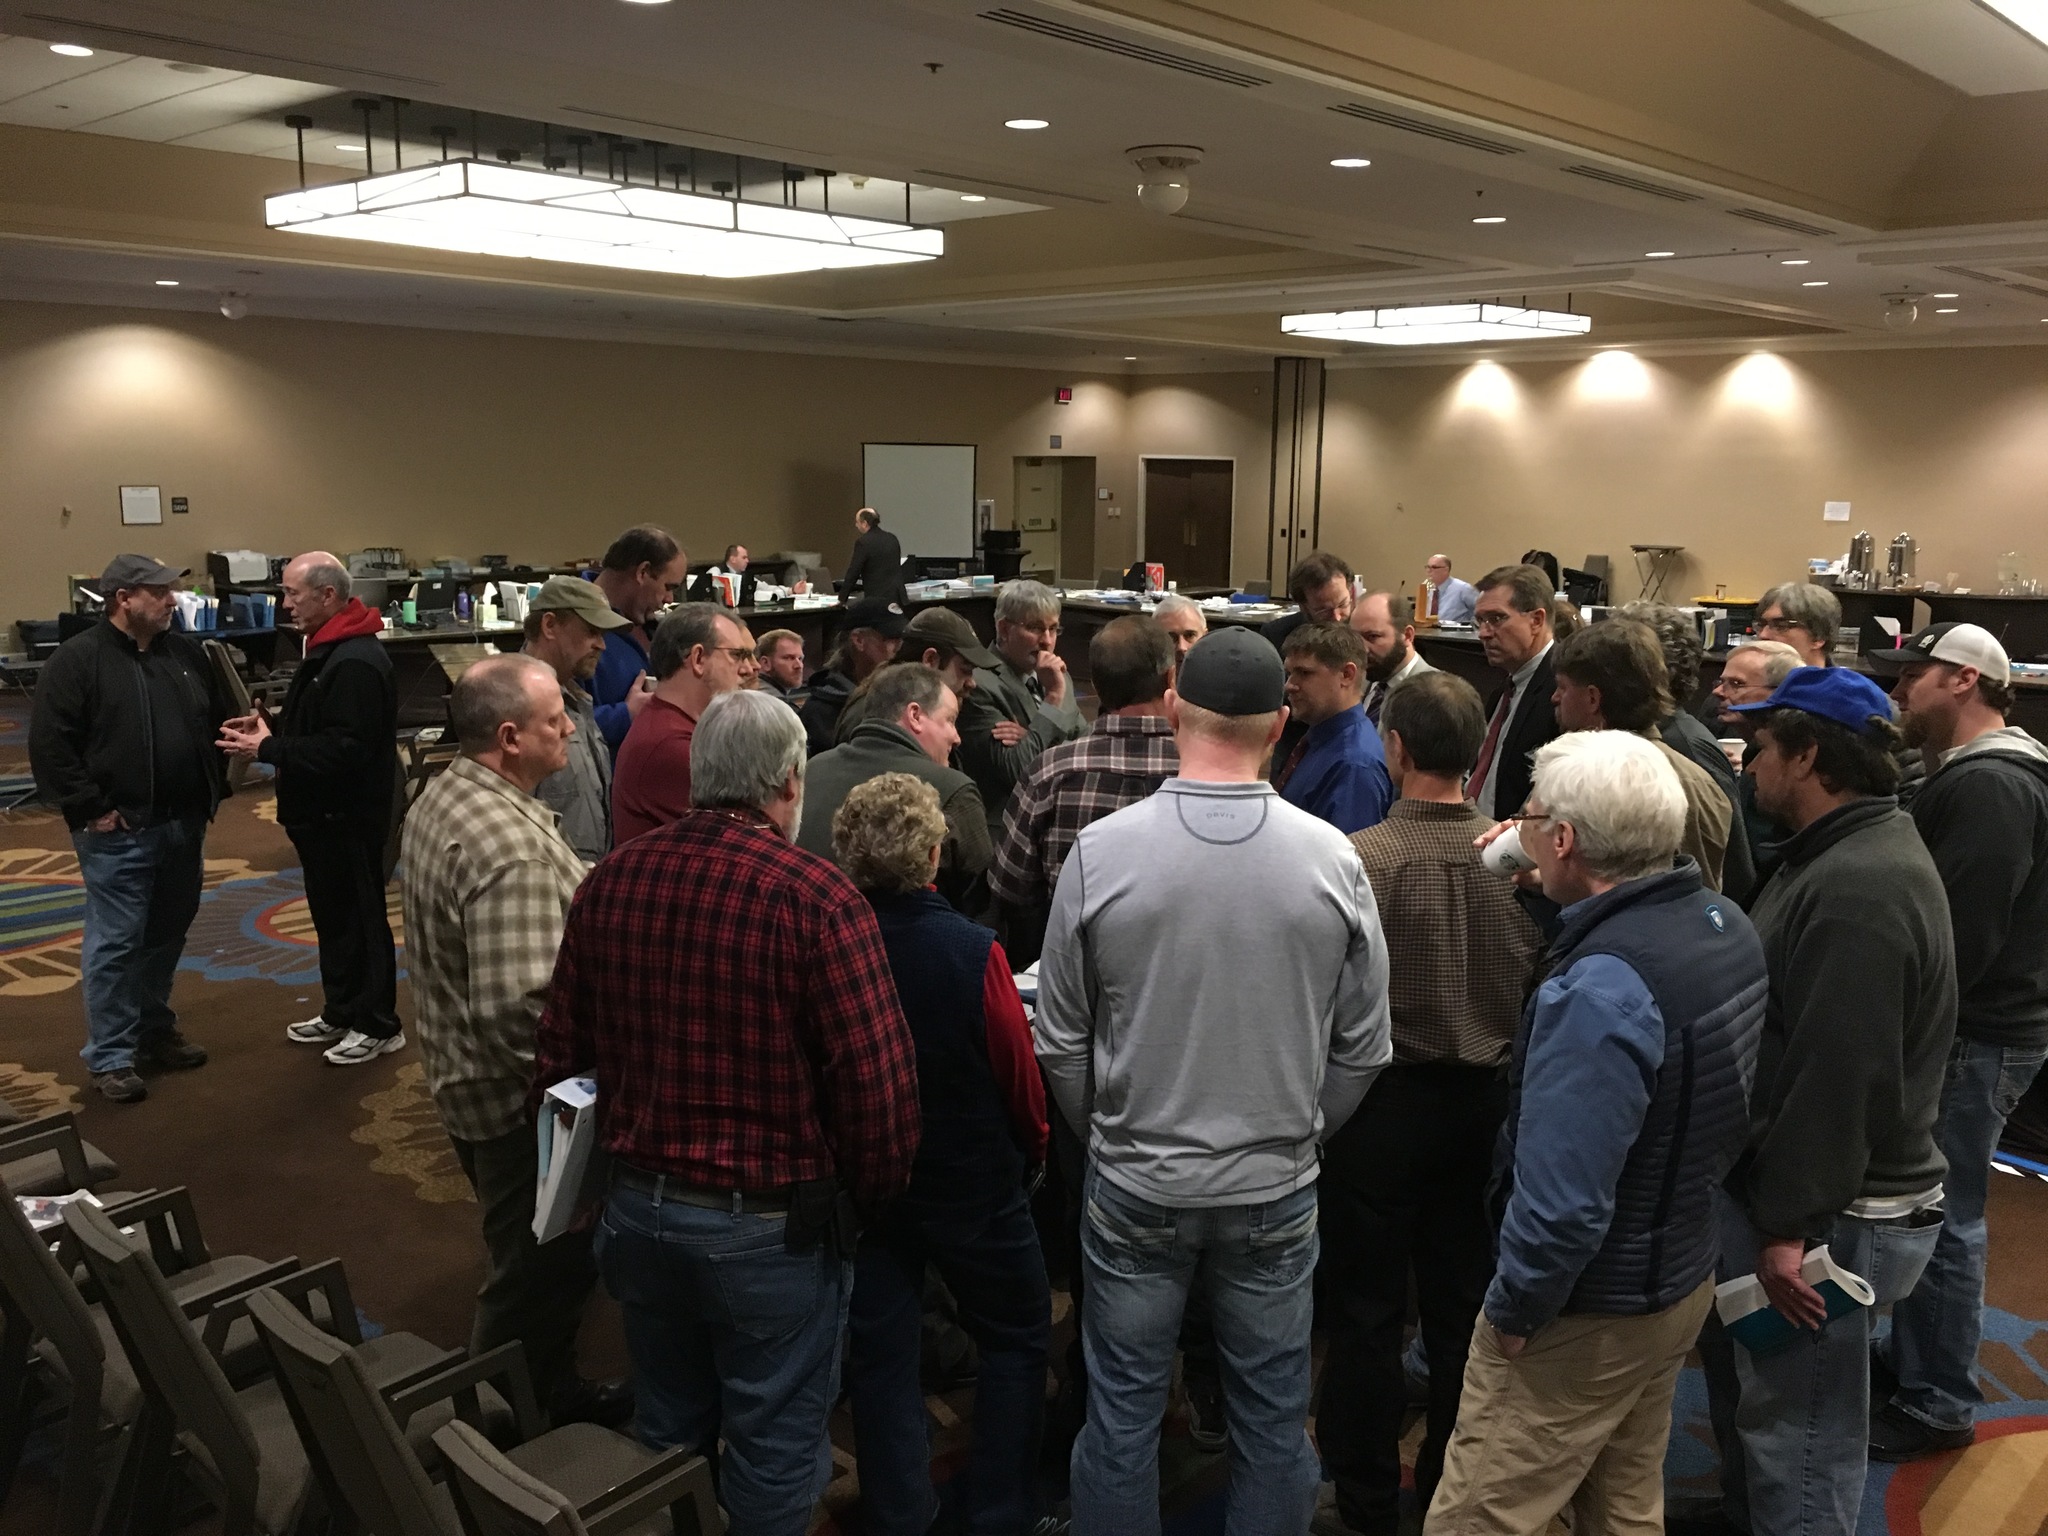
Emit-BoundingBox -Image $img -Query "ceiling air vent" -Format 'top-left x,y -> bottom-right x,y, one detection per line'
1560,164 -> 1701,203
1935,265 -> 2005,286
978,9 -> 1270,87
1726,206 -> 1833,238
19,12 -> 439,85
1328,103 -> 1522,155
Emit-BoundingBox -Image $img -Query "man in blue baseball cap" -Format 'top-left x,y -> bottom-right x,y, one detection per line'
1682,667 -> 1957,1536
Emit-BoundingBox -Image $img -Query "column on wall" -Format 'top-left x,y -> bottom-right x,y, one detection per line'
1268,356 -> 1326,585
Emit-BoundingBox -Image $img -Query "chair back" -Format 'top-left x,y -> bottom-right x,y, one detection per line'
0,1193 -> 107,1535
244,1288 -> 456,1536
432,1419 -> 586,1536
61,1200 -> 262,1509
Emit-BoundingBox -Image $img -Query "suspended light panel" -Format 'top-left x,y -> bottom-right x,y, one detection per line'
265,159 -> 944,279
1281,303 -> 1591,346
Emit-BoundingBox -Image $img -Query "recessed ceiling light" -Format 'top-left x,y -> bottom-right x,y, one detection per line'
1004,118 -> 1049,130
1330,157 -> 1371,169
1931,292 -> 1959,299
1782,258 -> 1810,265
619,0 -> 672,5
154,279 -> 179,287
1935,307 -> 1960,314
959,194 -> 985,202
1645,250 -> 1676,258
49,43 -> 93,57
1472,215 -> 1506,224
1802,280 -> 1829,287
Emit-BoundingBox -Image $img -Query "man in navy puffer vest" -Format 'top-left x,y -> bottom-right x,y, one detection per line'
835,773 -> 1053,1536
1431,730 -> 1766,1536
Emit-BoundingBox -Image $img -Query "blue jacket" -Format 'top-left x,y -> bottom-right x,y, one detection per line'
589,625 -> 652,752
1279,704 -> 1392,835
1486,863 -> 1765,1335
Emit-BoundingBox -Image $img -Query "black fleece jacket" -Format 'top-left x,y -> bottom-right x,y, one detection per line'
258,631 -> 397,829
1739,797 -> 1957,1240
1910,729 -> 2048,1050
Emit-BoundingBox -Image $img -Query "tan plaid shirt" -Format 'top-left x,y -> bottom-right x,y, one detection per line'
400,756 -> 588,1142
1348,799 -> 1543,1068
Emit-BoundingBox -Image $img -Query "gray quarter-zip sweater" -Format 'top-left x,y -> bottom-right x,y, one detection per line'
1035,777 -> 1392,1207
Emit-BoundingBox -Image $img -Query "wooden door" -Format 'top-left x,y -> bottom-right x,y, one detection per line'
1145,459 -> 1233,588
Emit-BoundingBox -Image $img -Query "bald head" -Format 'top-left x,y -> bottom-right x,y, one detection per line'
281,550 -> 352,636
450,653 -> 574,791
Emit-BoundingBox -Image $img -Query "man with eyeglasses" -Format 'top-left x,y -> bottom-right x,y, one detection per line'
612,604 -> 758,845
1753,583 -> 1841,669
1465,564 -> 1562,822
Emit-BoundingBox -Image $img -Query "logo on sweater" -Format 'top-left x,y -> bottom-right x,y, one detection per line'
1705,903 -> 1726,933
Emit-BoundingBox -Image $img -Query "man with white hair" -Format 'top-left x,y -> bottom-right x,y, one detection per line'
401,654 -> 623,1427
1431,731 -> 1766,1536
1423,555 -> 1477,625
958,580 -> 1083,842
534,688 -> 920,1536
1152,593 -> 1207,672
219,550 -> 403,1066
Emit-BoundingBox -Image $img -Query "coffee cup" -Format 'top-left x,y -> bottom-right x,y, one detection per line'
1718,737 -> 1746,772
1482,822 -> 1538,877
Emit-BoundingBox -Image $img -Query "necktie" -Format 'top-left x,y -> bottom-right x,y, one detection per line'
1273,734 -> 1312,793
1468,686 -> 1515,814
1365,683 -> 1385,725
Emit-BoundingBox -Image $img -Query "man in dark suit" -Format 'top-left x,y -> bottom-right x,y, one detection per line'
687,543 -> 758,608
1466,564 -> 1560,822
842,507 -> 907,609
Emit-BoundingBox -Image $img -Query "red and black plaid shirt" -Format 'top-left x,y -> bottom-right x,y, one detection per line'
989,714 -> 1179,911
532,807 -> 920,1208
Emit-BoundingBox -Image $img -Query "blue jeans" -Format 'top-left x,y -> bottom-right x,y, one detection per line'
1700,1191 -> 1943,1536
72,816 -> 206,1074
1070,1166 -> 1321,1536
1884,1036 -> 2047,1433
849,1186 -> 1050,1535
595,1178 -> 851,1536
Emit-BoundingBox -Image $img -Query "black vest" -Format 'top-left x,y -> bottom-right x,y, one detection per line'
1501,863 -> 1766,1315
866,888 -> 1025,1202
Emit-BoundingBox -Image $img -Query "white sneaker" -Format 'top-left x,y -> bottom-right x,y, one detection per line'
286,1015 -> 346,1045
322,1029 -> 406,1066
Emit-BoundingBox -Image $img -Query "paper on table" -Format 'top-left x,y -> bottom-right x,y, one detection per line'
1715,1244 -> 1874,1356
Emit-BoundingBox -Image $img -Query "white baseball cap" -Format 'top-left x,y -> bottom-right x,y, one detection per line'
1867,621 -> 2010,686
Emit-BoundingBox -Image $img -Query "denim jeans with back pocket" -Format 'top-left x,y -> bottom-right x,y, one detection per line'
71,815 -> 206,1074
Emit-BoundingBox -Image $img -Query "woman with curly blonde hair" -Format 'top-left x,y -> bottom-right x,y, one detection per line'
834,773 -> 1053,1534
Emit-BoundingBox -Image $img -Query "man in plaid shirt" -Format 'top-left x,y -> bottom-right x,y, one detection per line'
991,617 -> 1180,947
400,655 -> 616,1424
534,688 -> 919,1536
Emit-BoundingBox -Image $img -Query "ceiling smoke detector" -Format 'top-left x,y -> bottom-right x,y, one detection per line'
1128,145 -> 1202,216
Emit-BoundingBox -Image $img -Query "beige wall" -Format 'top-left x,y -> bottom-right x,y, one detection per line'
12,295 -> 2048,646
0,302 -> 1248,639
1319,346 -> 2048,603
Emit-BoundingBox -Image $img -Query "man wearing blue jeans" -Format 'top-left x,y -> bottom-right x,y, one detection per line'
1872,624 -> 2048,1459
1687,670 -> 1956,1536
1036,627 -> 1391,1536
29,555 -> 228,1104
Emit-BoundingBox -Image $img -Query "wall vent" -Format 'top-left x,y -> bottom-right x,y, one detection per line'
1327,102 -> 1521,155
1560,164 -> 1701,202
1725,206 -> 1833,238
978,9 -> 1269,87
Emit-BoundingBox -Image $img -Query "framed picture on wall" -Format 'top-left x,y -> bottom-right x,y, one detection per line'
119,485 -> 163,526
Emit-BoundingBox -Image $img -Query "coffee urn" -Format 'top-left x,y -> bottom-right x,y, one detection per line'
1887,532 -> 1917,590
1847,530 -> 1875,589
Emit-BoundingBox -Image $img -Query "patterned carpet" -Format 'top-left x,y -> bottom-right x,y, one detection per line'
6,691 -> 2048,1533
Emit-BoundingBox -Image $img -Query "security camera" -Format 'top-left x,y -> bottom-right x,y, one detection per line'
1881,293 -> 1918,331
219,293 -> 249,320
1128,145 -> 1202,216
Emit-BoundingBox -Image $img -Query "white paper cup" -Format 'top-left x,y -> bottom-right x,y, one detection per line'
1482,823 -> 1538,876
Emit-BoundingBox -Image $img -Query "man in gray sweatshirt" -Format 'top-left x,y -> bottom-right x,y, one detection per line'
1036,626 -> 1392,1536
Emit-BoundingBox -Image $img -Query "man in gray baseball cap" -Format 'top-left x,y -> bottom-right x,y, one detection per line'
28,553 -> 225,1102
1035,623 -> 1392,1535
523,577 -> 630,862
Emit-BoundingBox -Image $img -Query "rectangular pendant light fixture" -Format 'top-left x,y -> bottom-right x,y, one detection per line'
265,159 -> 944,279
1281,303 -> 1591,346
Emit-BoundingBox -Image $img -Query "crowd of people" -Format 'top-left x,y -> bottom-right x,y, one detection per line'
25,526 -> 2048,1536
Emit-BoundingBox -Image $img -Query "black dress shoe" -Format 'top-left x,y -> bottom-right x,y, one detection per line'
1662,1508 -> 1745,1536
550,1378 -> 634,1429
136,1032 -> 208,1072
1869,1401 -> 1974,1462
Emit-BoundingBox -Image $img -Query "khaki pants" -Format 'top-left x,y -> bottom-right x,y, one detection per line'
1426,1277 -> 1714,1536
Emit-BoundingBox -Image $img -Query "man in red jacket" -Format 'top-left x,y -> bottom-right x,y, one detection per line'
221,550 -> 402,1066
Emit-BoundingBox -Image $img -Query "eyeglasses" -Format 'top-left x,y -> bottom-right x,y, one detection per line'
713,646 -> 757,665
1755,615 -> 1808,636
1474,611 -> 1524,632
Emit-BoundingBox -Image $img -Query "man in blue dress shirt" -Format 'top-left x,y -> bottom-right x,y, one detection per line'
1276,622 -> 1393,834
1425,554 -> 1479,626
